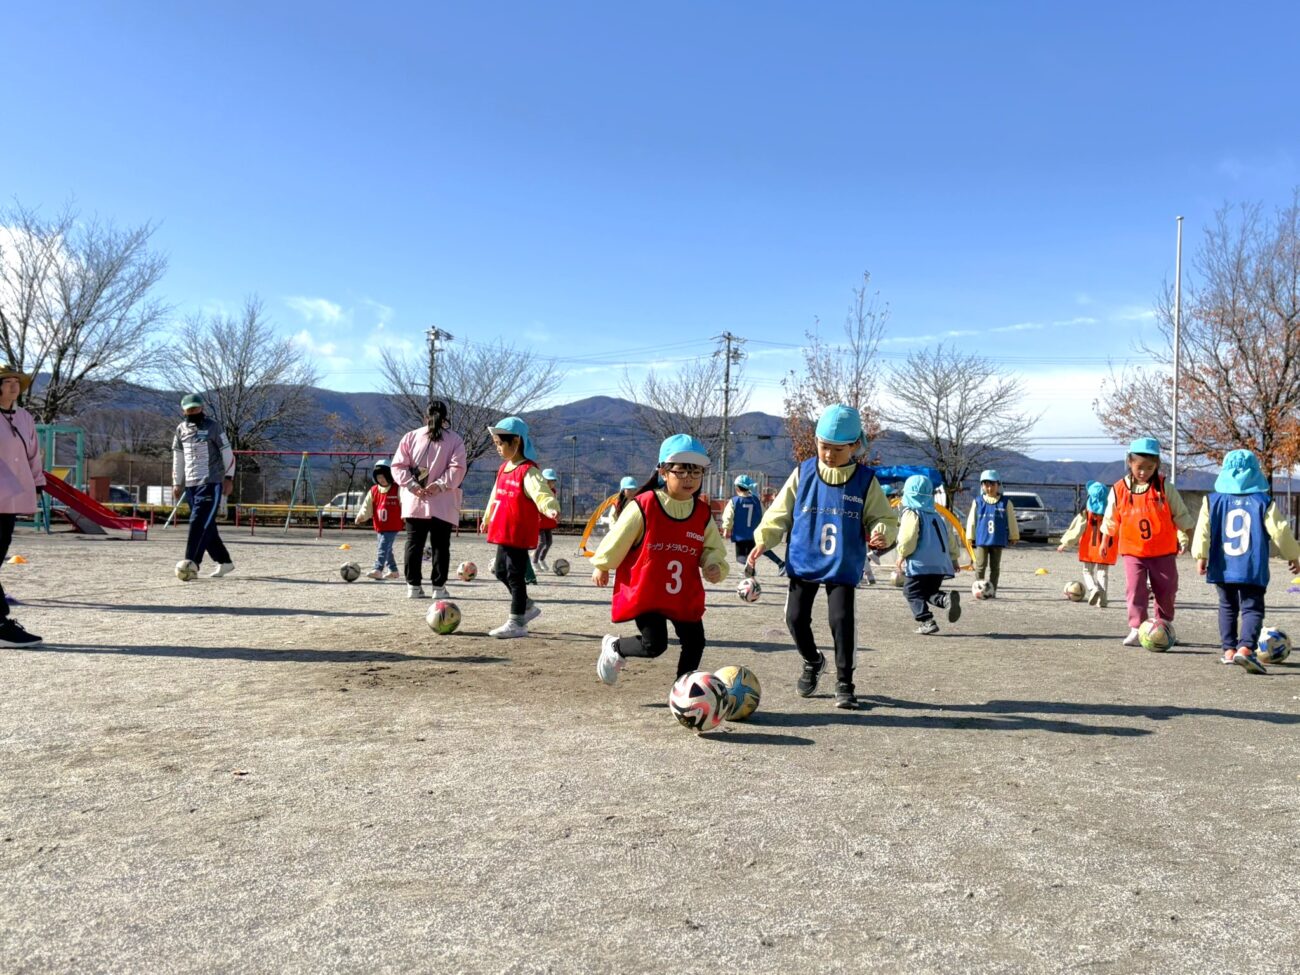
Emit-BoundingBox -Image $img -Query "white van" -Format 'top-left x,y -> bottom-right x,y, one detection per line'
321,491 -> 367,523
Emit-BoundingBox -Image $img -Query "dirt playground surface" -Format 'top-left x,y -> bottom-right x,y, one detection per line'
2,524 -> 1299,974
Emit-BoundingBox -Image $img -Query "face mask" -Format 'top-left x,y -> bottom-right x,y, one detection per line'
185,412 -> 205,424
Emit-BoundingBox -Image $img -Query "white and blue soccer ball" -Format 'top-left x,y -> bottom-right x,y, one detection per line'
1258,626 -> 1291,665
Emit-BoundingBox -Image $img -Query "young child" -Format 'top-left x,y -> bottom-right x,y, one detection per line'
532,468 -> 560,572
1191,449 -> 1300,674
1056,480 -> 1117,607
747,404 -> 897,709
965,469 -> 1018,597
895,474 -> 961,634
481,417 -> 561,639
1099,437 -> 1196,647
355,458 -> 404,580
593,435 -> 728,684
722,474 -> 785,576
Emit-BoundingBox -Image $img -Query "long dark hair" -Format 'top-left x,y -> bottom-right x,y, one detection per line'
1124,454 -> 1168,510
426,401 -> 448,442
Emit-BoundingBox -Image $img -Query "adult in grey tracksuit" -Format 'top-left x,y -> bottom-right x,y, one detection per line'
172,393 -> 236,576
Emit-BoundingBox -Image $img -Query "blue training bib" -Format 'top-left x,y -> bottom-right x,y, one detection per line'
730,495 -> 762,543
975,497 -> 1009,547
786,458 -> 875,584
1206,492 -> 1270,587
904,510 -> 955,578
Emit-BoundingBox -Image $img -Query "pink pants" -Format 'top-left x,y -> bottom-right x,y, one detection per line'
1122,554 -> 1178,629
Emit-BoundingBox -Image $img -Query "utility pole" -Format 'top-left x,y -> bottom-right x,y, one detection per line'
1170,216 -> 1183,485
426,326 -> 454,398
713,332 -> 746,491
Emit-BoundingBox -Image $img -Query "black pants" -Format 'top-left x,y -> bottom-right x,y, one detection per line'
785,577 -> 856,683
1216,582 -> 1266,651
534,529 -> 553,564
404,516 -> 453,588
615,613 -> 706,678
735,538 -> 784,568
492,544 -> 530,616
0,514 -> 13,619
185,484 -> 231,566
904,574 -> 950,622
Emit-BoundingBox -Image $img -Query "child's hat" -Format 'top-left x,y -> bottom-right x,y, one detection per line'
1085,480 -> 1107,515
1127,436 -> 1161,457
814,404 -> 862,445
658,434 -> 710,467
619,476 -> 638,491
488,416 -> 537,461
901,474 -> 936,512
372,458 -> 392,471
979,469 -> 1002,483
541,468 -> 558,481
1214,449 -> 1270,495
881,483 -> 897,497
734,474 -> 757,490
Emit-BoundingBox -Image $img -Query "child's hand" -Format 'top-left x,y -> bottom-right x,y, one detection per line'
1177,540 -> 1188,555
592,568 -> 609,587
868,528 -> 886,549
1289,559 -> 1300,575
1197,558 -> 1207,575
722,529 -> 731,540
1098,538 -> 1111,560
702,563 -> 723,584
1055,544 -> 1065,552
746,544 -> 765,569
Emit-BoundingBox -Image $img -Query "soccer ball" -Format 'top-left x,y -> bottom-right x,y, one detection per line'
174,559 -> 198,582
1063,581 -> 1085,602
1258,625 -> 1291,664
456,561 -> 477,582
714,664 -> 762,721
972,580 -> 990,599
1138,619 -> 1171,652
339,562 -> 362,583
552,558 -> 570,576
426,600 -> 462,635
667,671 -> 729,733
737,578 -> 761,602
891,570 -> 906,588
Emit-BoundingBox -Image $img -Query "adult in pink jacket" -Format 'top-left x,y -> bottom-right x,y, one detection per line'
391,400 -> 467,599
0,364 -> 45,646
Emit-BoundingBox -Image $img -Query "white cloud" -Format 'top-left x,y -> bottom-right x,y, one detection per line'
1113,306 -> 1156,322
991,322 -> 1043,333
285,295 -> 346,326
291,329 -> 338,357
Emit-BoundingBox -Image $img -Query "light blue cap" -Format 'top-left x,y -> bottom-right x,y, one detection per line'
1128,437 -> 1161,457
658,434 -> 710,467
814,404 -> 862,445
902,474 -> 936,512
1086,480 -> 1107,515
619,476 -> 638,491
881,483 -> 897,497
735,474 -> 757,490
979,469 -> 1002,483
1215,449 -> 1270,495
541,468 -> 558,481
488,416 -> 536,462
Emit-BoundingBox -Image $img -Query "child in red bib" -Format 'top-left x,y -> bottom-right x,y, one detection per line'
592,435 -> 729,685
355,459 -> 405,580
481,417 -> 561,639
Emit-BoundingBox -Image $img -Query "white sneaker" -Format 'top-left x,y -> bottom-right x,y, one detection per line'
407,585 -> 428,599
1122,627 -> 1141,647
366,569 -> 384,580
208,563 -> 234,578
489,619 -> 529,639
596,634 -> 625,685
432,587 -> 450,600
384,569 -> 400,580
523,602 -> 542,623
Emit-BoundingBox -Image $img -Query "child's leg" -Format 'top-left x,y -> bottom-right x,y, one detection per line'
988,547 -> 1003,590
615,613 -> 670,660
1122,555 -> 1151,629
1082,562 -> 1099,592
492,545 -> 529,619
535,529 -> 553,564
903,575 -> 937,621
1216,583 -> 1241,651
824,582 -> 857,683
734,539 -> 754,566
1096,565 -> 1108,593
1238,584 -> 1266,649
974,546 -> 988,581
1146,554 -> 1179,623
377,532 -> 395,571
784,577 -> 822,662
669,618 -> 707,678
762,548 -> 786,569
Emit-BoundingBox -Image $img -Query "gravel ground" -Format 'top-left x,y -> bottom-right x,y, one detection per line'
2,524 -> 1299,974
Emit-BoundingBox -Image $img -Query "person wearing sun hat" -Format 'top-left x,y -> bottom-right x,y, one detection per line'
1191,448 -> 1300,674
721,472 -> 785,576
1056,480 -> 1119,607
746,404 -> 897,710
0,363 -> 44,646
965,468 -> 1018,598
172,392 -> 237,579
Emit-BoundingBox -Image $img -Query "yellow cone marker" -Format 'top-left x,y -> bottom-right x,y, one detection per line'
8,555 -> 27,564
1035,568 -> 1048,575
339,543 -> 351,550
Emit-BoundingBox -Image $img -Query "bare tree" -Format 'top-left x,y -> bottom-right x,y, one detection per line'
1096,194 -> 1300,480
782,272 -> 888,461
80,406 -> 175,458
886,344 -> 1039,496
324,412 -> 390,494
378,338 -> 566,468
0,202 -> 169,421
159,297 -> 322,482
619,352 -> 749,458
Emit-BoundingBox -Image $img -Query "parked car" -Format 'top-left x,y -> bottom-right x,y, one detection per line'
320,491 -> 367,522
1002,491 -> 1050,540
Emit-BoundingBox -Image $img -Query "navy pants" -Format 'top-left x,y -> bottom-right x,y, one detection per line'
1216,582 -> 1266,651
904,574 -> 950,622
185,484 -> 231,566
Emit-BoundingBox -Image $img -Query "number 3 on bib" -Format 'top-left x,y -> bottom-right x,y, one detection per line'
819,524 -> 837,556
666,560 -> 683,594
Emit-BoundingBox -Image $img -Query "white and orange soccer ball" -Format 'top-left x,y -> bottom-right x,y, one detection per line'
667,671 -> 729,733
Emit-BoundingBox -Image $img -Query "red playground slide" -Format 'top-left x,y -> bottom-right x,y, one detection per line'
42,472 -> 149,539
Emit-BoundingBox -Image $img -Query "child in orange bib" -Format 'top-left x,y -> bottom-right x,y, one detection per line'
1099,438 -> 1194,646
1056,480 -> 1117,607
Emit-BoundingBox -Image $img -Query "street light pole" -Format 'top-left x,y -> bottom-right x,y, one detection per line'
1171,216 -> 1183,485
565,435 -> 578,524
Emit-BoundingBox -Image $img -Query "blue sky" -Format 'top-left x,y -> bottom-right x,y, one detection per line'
4,2 -> 1298,460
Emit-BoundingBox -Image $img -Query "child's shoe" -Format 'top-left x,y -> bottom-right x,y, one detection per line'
1122,627 -> 1142,647
523,601 -> 542,623
208,563 -> 235,578
743,563 -> 756,579
384,569 -> 401,580
1087,587 -> 1101,606
834,682 -> 858,709
916,619 -> 940,635
366,569 -> 384,580
407,585 -> 428,599
596,635 -> 625,685
796,653 -> 826,697
946,590 -> 962,623
489,619 -> 529,639
1233,647 -> 1267,674
0,619 -> 42,646
1220,648 -> 1237,665
1097,588 -> 1108,608
432,587 -> 450,600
